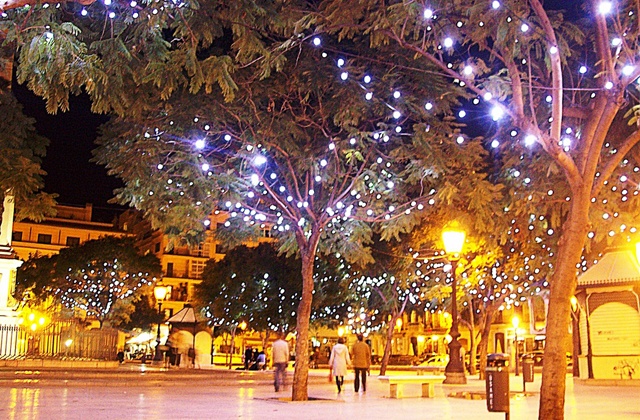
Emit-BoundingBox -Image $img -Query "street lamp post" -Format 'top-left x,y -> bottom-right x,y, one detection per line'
153,284 -> 168,362
442,226 -> 467,385
512,316 -> 520,376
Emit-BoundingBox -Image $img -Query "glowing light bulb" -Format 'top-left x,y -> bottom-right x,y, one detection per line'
579,65 -> 587,74
598,1 -> 613,15
492,1 -> 500,9
312,37 -> 321,46
521,24 -> 529,33
423,8 -> 433,19
491,105 -> 504,121
195,139 -> 206,149
443,37 -> 454,48
524,134 -> 537,146
622,65 -> 635,76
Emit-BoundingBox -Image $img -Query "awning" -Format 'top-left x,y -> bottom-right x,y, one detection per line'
577,249 -> 640,287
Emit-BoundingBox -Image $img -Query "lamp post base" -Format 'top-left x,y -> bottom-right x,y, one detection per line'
443,371 -> 467,384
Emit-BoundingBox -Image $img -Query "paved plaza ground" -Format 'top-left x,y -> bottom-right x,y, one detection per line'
0,365 -> 637,419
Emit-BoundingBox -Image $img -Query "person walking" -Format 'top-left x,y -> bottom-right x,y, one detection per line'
329,337 -> 351,393
272,332 -> 290,392
351,333 -> 371,392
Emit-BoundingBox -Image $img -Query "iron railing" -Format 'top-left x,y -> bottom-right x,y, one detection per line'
0,320 -> 118,360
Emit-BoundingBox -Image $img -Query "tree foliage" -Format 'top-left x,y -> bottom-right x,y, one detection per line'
195,242 -> 353,333
17,236 -> 161,327
0,89 -> 56,222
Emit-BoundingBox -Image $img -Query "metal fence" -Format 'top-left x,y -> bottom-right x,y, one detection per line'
0,320 -> 118,360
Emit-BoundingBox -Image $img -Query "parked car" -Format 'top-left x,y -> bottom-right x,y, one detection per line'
521,350 -> 573,367
419,354 -> 449,367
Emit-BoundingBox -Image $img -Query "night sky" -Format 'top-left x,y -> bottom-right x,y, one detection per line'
13,83 -> 123,210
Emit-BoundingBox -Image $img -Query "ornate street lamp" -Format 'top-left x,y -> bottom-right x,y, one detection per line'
442,226 -> 467,384
153,284 -> 168,362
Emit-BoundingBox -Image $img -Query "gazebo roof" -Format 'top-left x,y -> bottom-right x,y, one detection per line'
166,303 -> 200,324
577,249 -> 640,287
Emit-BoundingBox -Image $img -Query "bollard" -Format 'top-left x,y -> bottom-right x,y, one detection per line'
522,353 -> 534,392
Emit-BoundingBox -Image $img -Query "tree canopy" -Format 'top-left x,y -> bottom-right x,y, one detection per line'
17,236 -> 161,327
195,242 -> 353,334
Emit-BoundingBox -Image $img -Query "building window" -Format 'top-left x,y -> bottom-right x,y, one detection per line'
12,231 -> 22,242
66,237 -> 80,247
261,227 -> 273,238
166,262 -> 174,277
191,259 -> 206,279
214,244 -> 226,255
155,243 -> 161,253
37,234 -> 52,244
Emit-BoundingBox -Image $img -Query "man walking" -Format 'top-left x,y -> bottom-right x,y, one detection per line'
351,333 -> 371,392
272,331 -> 290,392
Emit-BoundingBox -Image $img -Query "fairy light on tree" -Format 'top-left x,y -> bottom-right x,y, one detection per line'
16,237 -> 161,328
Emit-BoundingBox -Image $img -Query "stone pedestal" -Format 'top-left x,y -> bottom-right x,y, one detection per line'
0,245 -> 22,324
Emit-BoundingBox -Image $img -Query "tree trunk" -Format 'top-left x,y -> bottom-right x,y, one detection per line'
477,303 -> 498,380
539,193 -> 590,420
461,300 -> 477,376
378,312 -> 399,376
291,250 -> 315,401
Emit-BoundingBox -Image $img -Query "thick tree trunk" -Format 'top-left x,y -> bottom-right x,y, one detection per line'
291,251 -> 315,401
538,192 -> 590,420
378,312 -> 399,376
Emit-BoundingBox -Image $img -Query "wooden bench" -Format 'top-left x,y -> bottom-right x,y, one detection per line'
378,375 -> 446,399
410,365 -> 445,375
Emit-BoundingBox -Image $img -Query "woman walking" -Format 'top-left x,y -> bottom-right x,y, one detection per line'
329,337 -> 351,393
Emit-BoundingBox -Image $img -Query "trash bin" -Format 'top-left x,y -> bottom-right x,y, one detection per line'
522,354 -> 534,383
486,353 -> 510,413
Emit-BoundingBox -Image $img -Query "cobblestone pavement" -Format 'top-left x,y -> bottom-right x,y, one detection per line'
0,365 -> 638,420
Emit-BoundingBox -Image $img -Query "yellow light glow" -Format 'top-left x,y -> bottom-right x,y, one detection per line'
395,318 -> 403,328
512,316 -> 520,329
570,296 -> 578,311
38,317 -> 46,325
65,339 -> 73,347
30,324 -> 37,331
239,321 -> 247,330
154,284 -> 168,301
442,226 -> 466,254
636,242 -> 640,264
417,335 -> 425,343
431,335 -> 439,341
28,313 -> 35,322
337,326 -> 345,337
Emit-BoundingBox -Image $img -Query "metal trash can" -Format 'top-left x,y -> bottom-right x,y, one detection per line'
486,353 -> 510,413
522,354 -> 534,383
